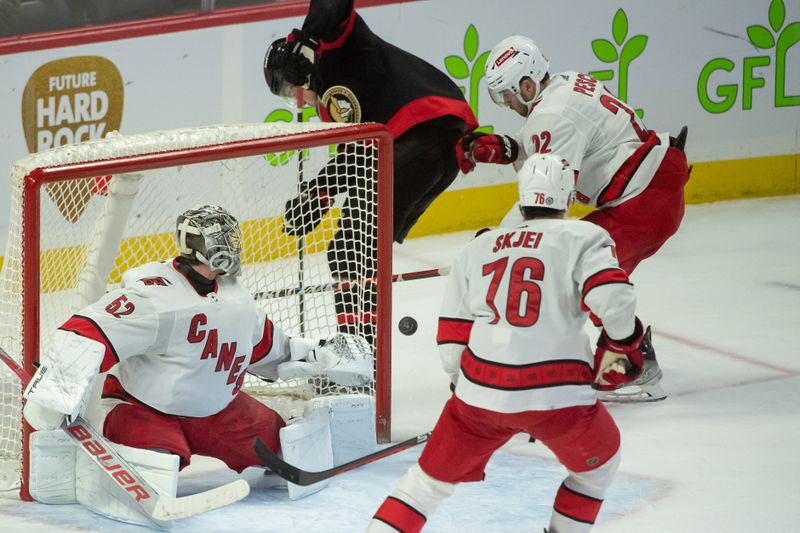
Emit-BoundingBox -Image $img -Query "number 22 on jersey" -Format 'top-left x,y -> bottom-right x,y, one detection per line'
482,257 -> 544,327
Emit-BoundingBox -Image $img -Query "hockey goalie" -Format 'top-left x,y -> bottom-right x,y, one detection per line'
21,204 -> 377,526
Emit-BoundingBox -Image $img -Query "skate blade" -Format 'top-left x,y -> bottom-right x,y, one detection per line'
599,382 -> 668,403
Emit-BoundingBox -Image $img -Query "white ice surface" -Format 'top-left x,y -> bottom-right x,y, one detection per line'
1,196 -> 798,532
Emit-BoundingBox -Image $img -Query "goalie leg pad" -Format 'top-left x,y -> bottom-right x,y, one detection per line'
304,393 -> 377,466
76,442 -> 179,527
29,429 -> 77,504
279,408 -> 333,500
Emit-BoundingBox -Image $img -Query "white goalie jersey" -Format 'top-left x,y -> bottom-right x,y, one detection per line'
57,260 -> 292,417
436,219 -> 637,413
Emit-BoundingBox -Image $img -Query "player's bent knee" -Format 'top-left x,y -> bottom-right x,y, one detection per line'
567,448 -> 621,499
391,464 -> 456,517
75,442 -> 179,527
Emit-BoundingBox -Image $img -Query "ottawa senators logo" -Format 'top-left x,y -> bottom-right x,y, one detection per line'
321,86 -> 361,124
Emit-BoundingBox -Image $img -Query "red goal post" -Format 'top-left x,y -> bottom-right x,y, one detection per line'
0,122 -> 393,500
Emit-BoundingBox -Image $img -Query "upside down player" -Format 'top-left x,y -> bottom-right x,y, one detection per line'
263,0 -> 478,344
369,154 -> 646,533
458,35 -> 691,402
21,205 -> 375,525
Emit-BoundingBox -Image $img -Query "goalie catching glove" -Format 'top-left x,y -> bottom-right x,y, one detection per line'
278,333 -> 374,387
592,317 -> 645,391
457,132 -> 520,174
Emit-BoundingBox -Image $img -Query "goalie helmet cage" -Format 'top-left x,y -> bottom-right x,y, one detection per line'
0,122 -> 393,500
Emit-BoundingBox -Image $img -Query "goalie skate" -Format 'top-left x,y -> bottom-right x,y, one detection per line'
599,326 -> 667,403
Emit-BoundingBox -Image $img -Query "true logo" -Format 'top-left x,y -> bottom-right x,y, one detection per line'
21,56 -> 124,222
320,86 -> 361,124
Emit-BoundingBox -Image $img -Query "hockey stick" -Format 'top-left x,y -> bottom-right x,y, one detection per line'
254,431 -> 431,486
0,348 -> 250,528
255,266 -> 451,300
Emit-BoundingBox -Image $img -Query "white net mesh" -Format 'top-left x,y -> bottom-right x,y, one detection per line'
0,122 -> 391,494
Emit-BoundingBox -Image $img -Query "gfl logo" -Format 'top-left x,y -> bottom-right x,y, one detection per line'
697,0 -> 799,113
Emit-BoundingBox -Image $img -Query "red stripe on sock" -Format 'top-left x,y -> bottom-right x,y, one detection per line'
373,496 -> 427,533
553,482 -> 603,524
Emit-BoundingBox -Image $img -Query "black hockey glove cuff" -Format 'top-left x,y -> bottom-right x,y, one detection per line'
281,29 -> 319,87
283,189 -> 333,237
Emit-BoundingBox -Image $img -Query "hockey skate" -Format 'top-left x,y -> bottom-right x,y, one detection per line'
598,326 -> 667,403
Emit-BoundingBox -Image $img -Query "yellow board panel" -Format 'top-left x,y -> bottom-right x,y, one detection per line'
2,154 -> 796,282
31,210 -> 341,292
407,153 -> 798,238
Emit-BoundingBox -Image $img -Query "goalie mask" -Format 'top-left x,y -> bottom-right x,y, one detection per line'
485,35 -> 549,111
176,205 -> 243,277
518,154 -> 576,211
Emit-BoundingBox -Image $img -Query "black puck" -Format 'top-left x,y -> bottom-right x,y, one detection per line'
398,316 -> 418,336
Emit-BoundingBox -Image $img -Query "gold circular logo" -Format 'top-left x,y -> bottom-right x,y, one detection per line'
321,86 -> 361,124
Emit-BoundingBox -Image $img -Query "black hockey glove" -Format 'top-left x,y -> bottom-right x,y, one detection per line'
282,29 -> 319,87
283,187 -> 333,237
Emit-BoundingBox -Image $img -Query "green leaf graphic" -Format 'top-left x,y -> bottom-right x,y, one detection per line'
588,69 -> 614,81
769,0 -> 785,32
592,39 -> 618,63
622,35 -> 648,62
445,55 -> 470,79
464,24 -> 479,62
612,9 -> 628,45
474,50 -> 490,76
747,25 -> 775,48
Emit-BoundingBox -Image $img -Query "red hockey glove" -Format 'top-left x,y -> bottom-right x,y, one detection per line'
461,133 -> 520,168
592,317 -> 645,391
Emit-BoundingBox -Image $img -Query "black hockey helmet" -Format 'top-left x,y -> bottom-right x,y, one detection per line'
263,36 -> 317,97
264,37 -> 292,97
176,205 -> 242,277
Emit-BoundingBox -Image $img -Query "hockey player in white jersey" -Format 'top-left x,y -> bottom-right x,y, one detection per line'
457,35 -> 691,402
21,205 -> 374,524
368,154 -> 645,533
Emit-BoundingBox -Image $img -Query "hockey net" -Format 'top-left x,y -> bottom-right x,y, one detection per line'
0,122 -> 393,498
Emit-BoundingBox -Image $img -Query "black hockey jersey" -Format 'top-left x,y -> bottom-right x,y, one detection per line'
297,0 -> 478,137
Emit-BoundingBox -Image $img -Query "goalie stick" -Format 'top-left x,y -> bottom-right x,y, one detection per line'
0,347 -> 250,528
254,431 -> 431,486
255,266 -> 451,300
